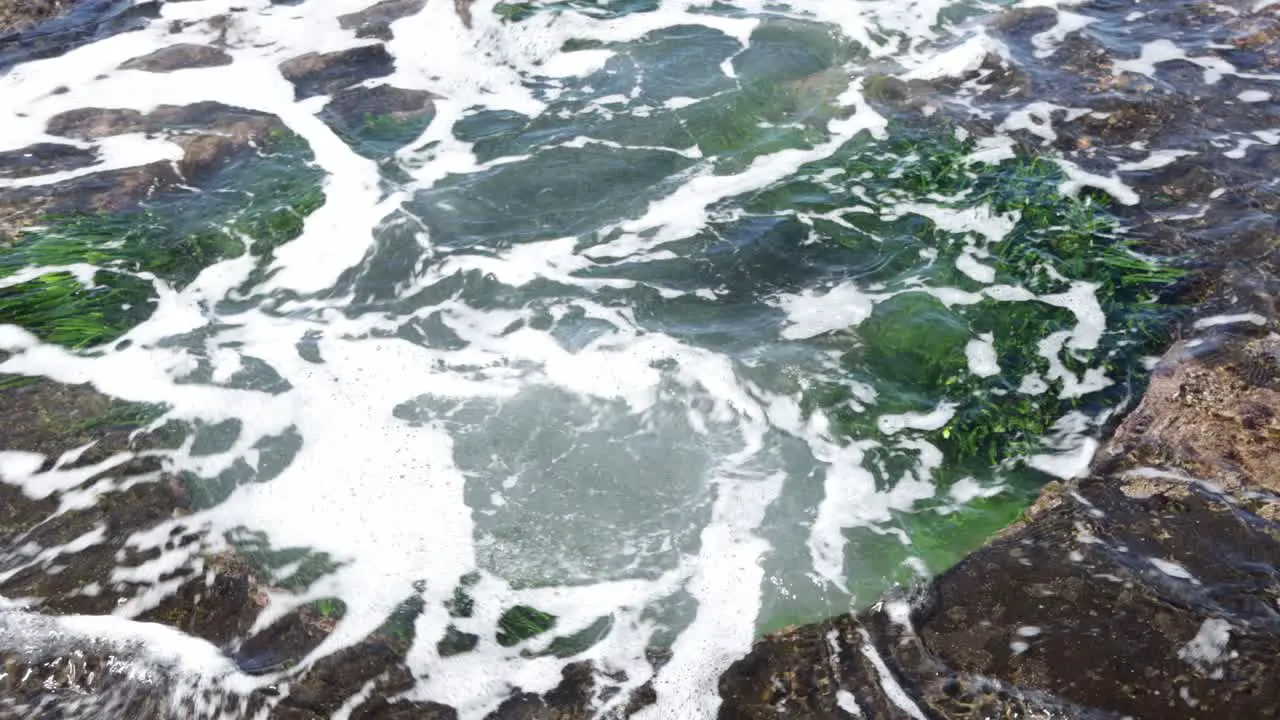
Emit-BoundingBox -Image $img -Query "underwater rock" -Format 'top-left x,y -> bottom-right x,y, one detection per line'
321,84 -> 435,131
278,44 -> 395,100
119,43 -> 233,73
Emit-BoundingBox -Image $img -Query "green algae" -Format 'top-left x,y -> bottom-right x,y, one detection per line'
496,605 -> 557,647
0,130 -> 325,350
0,270 -> 153,349
770,123 -> 1183,467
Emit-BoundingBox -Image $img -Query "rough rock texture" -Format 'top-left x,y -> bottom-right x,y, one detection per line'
0,0 -> 76,35
119,43 -> 233,72
321,83 -> 435,129
278,44 -> 395,99
0,142 -> 98,179
0,102 -> 287,239
719,328 -> 1280,720
337,0 -> 424,40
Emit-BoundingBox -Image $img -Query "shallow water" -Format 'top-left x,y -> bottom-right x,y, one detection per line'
0,0 -> 1238,716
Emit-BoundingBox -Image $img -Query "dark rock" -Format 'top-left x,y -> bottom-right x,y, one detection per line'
233,604 -> 337,676
135,552 -> 262,647
0,142 -> 98,179
337,0 -> 424,40
322,84 -> 434,128
350,698 -> 458,720
278,44 -> 395,100
720,333 -> 1280,718
0,0 -> 162,72
118,43 -> 232,72
269,639 -> 412,716
484,662 -> 596,720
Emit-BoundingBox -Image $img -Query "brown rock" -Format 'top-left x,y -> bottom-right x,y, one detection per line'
0,161 -> 182,237
118,43 -> 232,72
278,44 -> 395,99
8,102 -> 290,235
1096,333 -> 1280,495
337,0 -> 424,40
45,107 -> 146,140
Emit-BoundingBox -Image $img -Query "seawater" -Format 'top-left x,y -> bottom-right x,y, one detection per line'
0,0 -> 1215,716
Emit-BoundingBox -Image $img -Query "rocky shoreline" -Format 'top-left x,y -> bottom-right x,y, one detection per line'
1,0 -> 1279,718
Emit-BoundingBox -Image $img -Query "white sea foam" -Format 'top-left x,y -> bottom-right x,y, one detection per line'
0,0 -> 1179,716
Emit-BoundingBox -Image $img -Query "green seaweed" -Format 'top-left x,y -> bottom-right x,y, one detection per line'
775,122 -> 1183,468
496,605 -> 557,647
0,130 -> 325,349
0,270 -> 153,349
313,597 -> 347,620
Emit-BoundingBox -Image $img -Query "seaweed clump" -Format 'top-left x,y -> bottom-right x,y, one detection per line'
768,123 -> 1183,469
0,130 -> 325,350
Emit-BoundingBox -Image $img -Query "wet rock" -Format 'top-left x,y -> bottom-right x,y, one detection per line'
0,0 -> 162,71
318,84 -> 436,154
337,0 -> 424,41
278,44 -> 395,99
322,84 -> 435,130
2,102 -> 290,239
0,161 -> 181,239
720,323 -> 1280,719
119,43 -> 233,72
484,662 -> 596,720
45,107 -> 146,139
233,603 -> 338,675
136,552 -> 262,647
0,0 -> 76,35
350,697 -> 458,720
268,639 -> 412,716
916,473 -> 1280,718
0,142 -> 98,179
0,380 -> 188,618
1097,334 -> 1280,495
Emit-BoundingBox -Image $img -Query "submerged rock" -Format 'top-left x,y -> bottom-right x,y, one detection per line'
318,83 -> 436,155
322,84 -> 435,130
